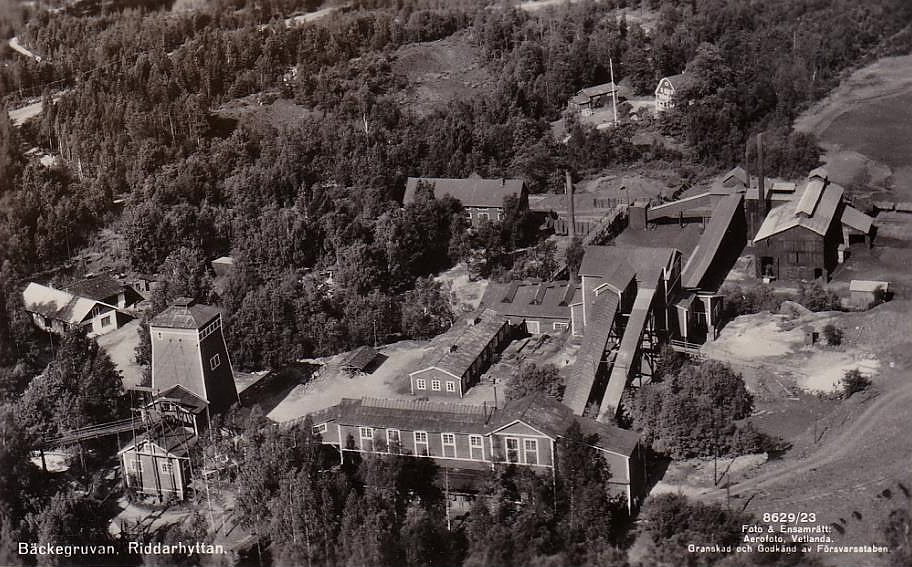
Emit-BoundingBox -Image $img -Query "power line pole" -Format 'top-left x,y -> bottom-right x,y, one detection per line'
609,57 -> 619,126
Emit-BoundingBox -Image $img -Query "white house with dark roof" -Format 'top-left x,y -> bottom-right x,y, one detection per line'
654,73 -> 694,112
403,175 -> 527,227
150,297 -> 239,414
22,282 -> 132,337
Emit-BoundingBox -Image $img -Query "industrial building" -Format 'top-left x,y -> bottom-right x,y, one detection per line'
308,393 -> 645,511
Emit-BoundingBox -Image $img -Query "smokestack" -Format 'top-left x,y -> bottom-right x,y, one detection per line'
744,135 -> 751,191
757,132 -> 765,210
565,171 -> 576,240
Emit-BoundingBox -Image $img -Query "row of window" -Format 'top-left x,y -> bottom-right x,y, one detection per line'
344,426 -> 541,465
199,318 -> 222,340
524,320 -> 570,334
415,378 -> 457,393
127,458 -> 173,474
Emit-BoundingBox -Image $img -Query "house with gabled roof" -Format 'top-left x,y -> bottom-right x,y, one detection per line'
119,428 -> 197,500
308,393 -> 645,511
408,309 -> 512,399
63,273 -> 142,309
22,282 -> 133,337
654,73 -> 694,112
403,175 -> 527,227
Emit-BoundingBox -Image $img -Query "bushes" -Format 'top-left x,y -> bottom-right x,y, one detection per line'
508,363 -> 563,402
822,324 -> 843,346
798,281 -> 842,312
720,283 -> 782,320
841,369 -> 872,398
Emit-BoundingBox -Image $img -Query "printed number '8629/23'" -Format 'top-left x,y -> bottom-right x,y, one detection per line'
762,513 -> 817,523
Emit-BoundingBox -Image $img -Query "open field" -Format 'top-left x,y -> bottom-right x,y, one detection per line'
391,31 -> 491,116
794,55 -> 912,201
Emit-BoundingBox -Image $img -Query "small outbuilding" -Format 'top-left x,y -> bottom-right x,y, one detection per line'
339,346 -> 381,376
849,280 -> 889,310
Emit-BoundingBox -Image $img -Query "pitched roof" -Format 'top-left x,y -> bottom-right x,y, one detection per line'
22,282 -> 115,325
754,173 -> 846,242
491,393 -> 640,457
841,205 -> 873,234
334,397 -> 492,434
403,177 -> 525,209
119,428 -> 198,458
579,246 -> 677,288
412,309 -> 508,379
155,384 -> 208,414
64,274 -> 124,302
579,82 -> 618,98
480,280 -> 577,320
722,166 -> 748,188
151,297 -> 221,330
659,73 -> 694,91
310,394 -> 640,457
340,346 -> 379,371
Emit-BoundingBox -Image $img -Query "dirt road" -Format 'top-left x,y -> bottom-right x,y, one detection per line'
701,375 -> 912,504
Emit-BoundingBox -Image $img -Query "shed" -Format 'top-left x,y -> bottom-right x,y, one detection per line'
339,346 -> 381,375
849,280 -> 889,309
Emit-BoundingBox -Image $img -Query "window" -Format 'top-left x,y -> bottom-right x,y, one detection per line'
469,435 -> 484,460
159,460 -> 173,474
497,211 -> 504,221
553,322 -> 569,331
359,427 -> 374,452
523,439 -> 538,465
416,378 -> 426,390
199,318 -> 222,340
313,423 -> 327,435
387,429 -> 400,453
505,438 -> 520,463
442,433 -> 456,458
445,381 -> 456,393
414,431 -> 429,456
210,354 -> 221,370
431,380 -> 441,391
101,315 -> 112,327
526,320 -> 541,334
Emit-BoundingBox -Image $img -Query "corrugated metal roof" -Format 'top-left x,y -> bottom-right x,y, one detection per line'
754,182 -> 844,241
337,397 -> 491,434
796,178 -> 826,216
403,177 -> 525,209
841,205 -> 873,233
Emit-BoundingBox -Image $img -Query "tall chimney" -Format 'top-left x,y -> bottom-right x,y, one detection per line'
757,132 -> 766,212
744,135 -> 751,191
565,170 -> 576,241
